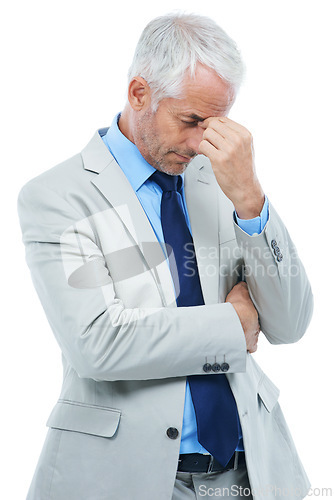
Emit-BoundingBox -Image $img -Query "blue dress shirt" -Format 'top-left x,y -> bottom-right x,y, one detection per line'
102,114 -> 269,455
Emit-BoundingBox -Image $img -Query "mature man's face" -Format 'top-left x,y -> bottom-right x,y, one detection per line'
132,65 -> 235,175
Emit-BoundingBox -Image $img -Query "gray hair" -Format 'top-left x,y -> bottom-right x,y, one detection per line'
128,12 -> 245,109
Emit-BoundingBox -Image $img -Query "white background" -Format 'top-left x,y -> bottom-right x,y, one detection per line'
2,0 -> 333,498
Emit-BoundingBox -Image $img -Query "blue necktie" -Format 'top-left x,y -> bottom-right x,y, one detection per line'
151,169 -> 240,467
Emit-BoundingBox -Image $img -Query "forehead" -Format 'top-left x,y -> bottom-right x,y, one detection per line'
170,65 -> 235,118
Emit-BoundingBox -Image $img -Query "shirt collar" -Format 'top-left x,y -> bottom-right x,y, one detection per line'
102,113 -> 156,192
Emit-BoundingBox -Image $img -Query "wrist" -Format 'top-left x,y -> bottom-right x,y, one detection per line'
234,191 -> 265,220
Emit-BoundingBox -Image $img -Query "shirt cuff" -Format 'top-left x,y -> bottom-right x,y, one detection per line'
234,196 -> 269,236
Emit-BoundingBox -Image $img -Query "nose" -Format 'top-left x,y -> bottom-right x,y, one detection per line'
185,126 -> 204,155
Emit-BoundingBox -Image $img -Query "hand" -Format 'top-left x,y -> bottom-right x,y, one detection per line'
225,281 -> 260,353
198,117 -> 265,219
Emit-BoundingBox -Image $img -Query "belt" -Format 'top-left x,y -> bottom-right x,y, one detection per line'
178,451 -> 245,473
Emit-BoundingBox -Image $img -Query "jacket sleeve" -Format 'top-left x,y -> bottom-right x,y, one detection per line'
233,200 -> 313,345
17,179 -> 247,382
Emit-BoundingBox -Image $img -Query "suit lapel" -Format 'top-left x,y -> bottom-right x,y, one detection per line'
184,157 -> 220,305
81,131 -> 175,306
91,158 -> 159,250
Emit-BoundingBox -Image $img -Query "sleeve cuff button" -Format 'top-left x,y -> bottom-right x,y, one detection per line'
203,363 -> 212,373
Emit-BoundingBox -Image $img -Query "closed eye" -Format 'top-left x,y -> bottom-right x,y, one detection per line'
181,120 -> 198,127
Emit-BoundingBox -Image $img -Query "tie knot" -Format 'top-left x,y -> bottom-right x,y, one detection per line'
151,169 -> 182,193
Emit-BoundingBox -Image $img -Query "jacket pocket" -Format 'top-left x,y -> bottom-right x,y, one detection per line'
46,399 -> 121,437
257,373 -> 280,412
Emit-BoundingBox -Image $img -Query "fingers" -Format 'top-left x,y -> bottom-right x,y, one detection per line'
199,121 -> 235,158
247,338 -> 259,353
201,127 -> 227,150
247,324 -> 261,353
199,116 -> 249,135
198,137 -> 221,162
236,281 -> 248,290
225,281 -> 250,306
225,285 -> 245,304
199,117 -> 253,153
203,122 -> 235,144
203,116 -> 234,128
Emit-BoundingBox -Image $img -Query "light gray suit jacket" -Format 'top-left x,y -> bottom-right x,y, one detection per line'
18,128 -> 313,500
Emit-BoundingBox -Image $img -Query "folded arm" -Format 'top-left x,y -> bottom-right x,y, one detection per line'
18,180 -> 248,382
199,115 -> 313,345
233,200 -> 313,344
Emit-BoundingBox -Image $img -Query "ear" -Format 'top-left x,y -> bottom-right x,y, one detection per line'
127,77 -> 151,111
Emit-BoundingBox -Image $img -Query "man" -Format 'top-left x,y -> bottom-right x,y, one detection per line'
18,12 -> 313,500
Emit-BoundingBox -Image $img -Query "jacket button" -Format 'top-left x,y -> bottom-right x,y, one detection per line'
221,362 -> 230,372
203,363 -> 212,373
271,239 -> 278,249
212,363 -> 221,372
276,253 -> 283,262
166,427 -> 179,439
273,246 -> 281,256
